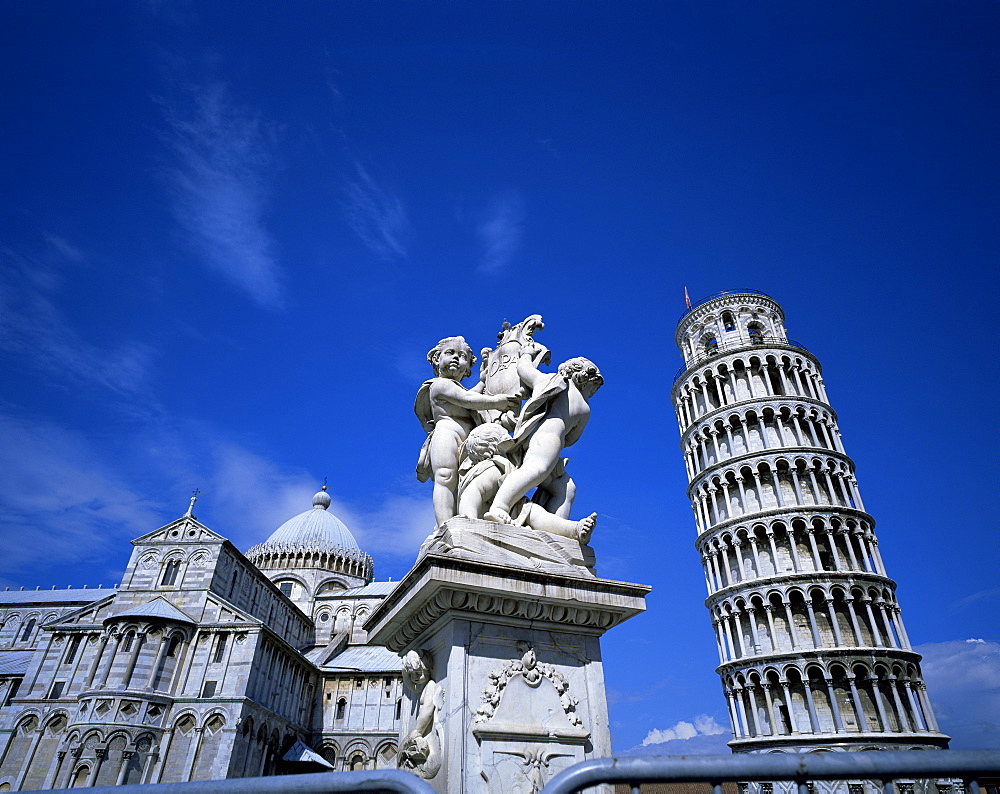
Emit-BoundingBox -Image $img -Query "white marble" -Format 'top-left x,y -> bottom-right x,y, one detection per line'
366,549 -> 649,793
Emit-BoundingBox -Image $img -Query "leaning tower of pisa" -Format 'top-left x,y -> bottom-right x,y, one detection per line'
671,289 -> 948,755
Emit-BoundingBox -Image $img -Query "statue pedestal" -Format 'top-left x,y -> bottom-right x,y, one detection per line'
366,518 -> 650,794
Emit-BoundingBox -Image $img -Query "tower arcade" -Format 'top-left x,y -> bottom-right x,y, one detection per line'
671,289 -> 948,753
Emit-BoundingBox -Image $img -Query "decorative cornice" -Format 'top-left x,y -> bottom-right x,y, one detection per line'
386,586 -> 618,652
703,570 -> 898,607
366,553 -> 650,653
686,449 -> 854,495
694,503 -> 875,538
715,646 -> 925,676
246,541 -> 373,577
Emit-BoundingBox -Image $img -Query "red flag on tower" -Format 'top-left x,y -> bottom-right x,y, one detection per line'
684,285 -> 692,309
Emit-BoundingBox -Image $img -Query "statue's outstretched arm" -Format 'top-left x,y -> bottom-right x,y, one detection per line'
434,379 -> 519,411
515,342 -> 550,391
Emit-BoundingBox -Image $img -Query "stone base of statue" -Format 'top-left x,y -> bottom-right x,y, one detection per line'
366,518 -> 650,794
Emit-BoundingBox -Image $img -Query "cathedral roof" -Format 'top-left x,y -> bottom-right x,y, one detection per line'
319,644 -> 402,672
323,581 -> 399,598
261,489 -> 361,554
246,488 -> 373,580
0,587 -> 109,605
110,596 -> 195,624
0,651 -> 34,676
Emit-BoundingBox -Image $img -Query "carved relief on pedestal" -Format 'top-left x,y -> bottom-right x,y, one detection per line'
473,641 -> 589,793
397,649 -> 445,780
474,642 -> 583,728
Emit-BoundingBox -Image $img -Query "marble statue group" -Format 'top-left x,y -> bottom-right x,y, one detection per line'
415,315 -> 602,543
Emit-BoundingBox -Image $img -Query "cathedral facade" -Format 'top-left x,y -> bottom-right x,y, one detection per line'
0,489 -> 402,790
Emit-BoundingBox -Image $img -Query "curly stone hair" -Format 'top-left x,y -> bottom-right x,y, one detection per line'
464,423 -> 511,463
557,357 -> 604,389
426,336 -> 476,378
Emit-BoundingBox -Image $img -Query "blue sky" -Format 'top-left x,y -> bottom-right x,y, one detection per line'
1,1 -> 997,753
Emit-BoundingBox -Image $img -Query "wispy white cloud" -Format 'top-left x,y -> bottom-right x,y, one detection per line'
344,492 -> 434,564
0,409 -> 430,586
0,248 -> 158,402
0,410 -> 164,587
477,191 -> 524,274
916,639 -> 1000,749
952,587 -> 1000,610
46,234 -> 85,262
203,442 -> 317,550
192,441 -> 432,572
641,714 -> 727,746
162,84 -> 284,309
342,162 -> 409,260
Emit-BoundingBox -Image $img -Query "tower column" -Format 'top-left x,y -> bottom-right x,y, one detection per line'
846,676 -> 867,732
804,598 -> 823,648
889,679 -> 913,732
825,677 -> 845,732
825,595 -> 844,646
746,606 -> 762,655
781,600 -> 799,650
749,534 -> 764,576
96,632 -> 123,688
916,684 -> 940,731
844,597 -> 864,645
746,684 -> 764,735
763,606 -> 779,652
780,680 -> 799,734
712,620 -> 727,663
869,675 -> 892,731
893,606 -> 913,649
862,598 -> 884,646
801,678 -> 820,733
121,631 -> 147,688
840,527 -> 860,570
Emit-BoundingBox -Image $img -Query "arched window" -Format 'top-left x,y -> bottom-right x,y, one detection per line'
64,635 -> 81,664
212,632 -> 228,663
748,323 -> 764,344
122,631 -> 135,653
395,698 -> 402,721
705,336 -> 719,355
20,619 -> 36,643
166,636 -> 182,657
335,698 -> 346,721
161,559 -> 181,586
72,765 -> 91,788
722,312 -> 735,331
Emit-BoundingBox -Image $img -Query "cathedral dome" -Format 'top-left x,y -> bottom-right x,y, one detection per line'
246,489 -> 373,582
264,489 -> 360,552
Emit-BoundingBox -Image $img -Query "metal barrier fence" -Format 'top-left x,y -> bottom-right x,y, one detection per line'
47,749 -> 1000,794
541,750 -> 1000,794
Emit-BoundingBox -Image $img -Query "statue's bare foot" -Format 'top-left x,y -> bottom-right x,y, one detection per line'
484,509 -> 514,525
577,513 -> 597,543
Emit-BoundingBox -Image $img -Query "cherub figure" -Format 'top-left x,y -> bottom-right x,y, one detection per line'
485,344 -> 603,526
459,423 -> 597,542
415,337 -> 522,527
